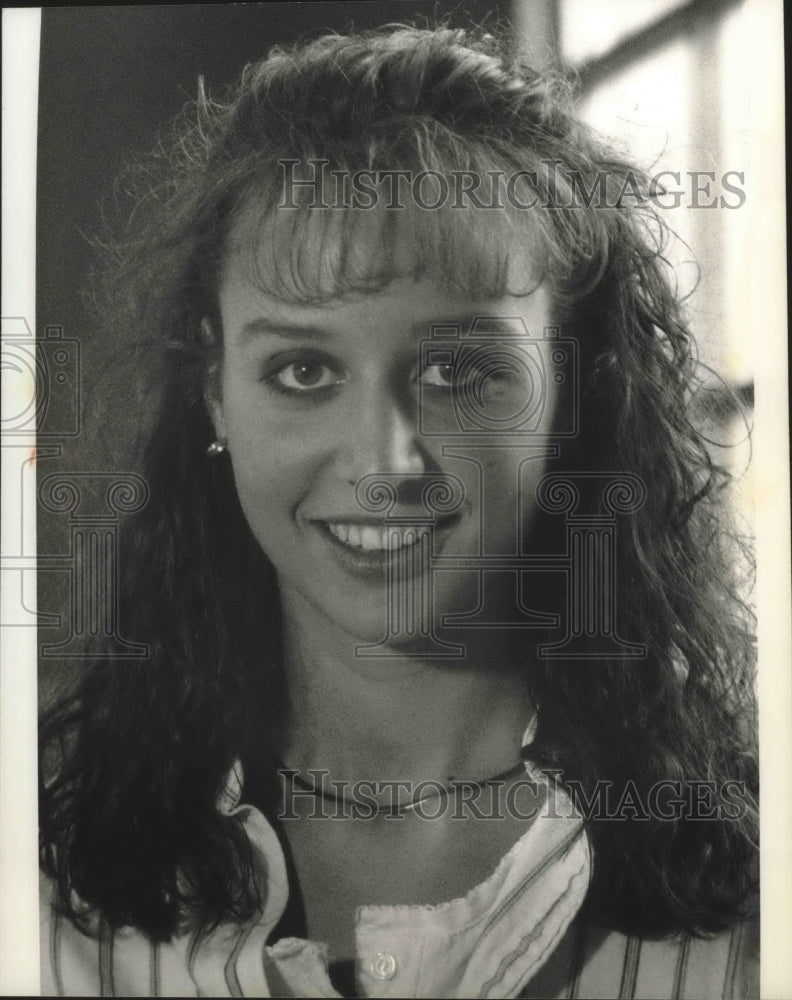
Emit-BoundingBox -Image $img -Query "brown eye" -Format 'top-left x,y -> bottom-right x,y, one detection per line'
419,363 -> 455,387
273,360 -> 342,392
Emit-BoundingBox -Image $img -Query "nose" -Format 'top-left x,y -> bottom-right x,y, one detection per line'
335,382 -> 428,484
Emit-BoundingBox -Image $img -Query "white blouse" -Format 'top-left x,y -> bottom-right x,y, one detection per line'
39,755 -> 757,998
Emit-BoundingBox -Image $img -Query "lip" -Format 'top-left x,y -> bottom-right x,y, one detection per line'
310,512 -> 462,580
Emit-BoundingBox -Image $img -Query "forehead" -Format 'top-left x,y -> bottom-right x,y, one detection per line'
218,265 -> 554,346
219,188 -> 546,308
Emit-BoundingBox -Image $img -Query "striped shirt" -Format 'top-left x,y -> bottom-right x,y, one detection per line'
39,760 -> 757,998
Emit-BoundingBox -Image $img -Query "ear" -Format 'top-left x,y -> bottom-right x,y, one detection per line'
201,317 -> 227,442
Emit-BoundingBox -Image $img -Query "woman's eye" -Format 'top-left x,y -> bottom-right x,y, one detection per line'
268,359 -> 344,393
418,352 -> 523,393
419,363 -> 456,388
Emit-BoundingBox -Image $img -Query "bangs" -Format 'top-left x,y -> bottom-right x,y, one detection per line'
220,144 -> 568,305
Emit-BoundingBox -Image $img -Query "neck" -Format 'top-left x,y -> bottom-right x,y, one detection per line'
276,589 -> 533,788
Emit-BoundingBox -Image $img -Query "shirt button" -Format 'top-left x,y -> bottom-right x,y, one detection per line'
370,951 -> 398,980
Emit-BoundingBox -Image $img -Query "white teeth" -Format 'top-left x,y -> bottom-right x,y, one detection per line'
325,523 -> 427,551
359,527 -> 380,551
331,524 -> 351,544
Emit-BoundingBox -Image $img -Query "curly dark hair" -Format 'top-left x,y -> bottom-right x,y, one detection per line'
39,25 -> 758,944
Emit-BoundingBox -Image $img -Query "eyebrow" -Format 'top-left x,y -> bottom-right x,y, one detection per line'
417,316 -> 529,336
238,313 -> 530,343
239,318 -> 331,342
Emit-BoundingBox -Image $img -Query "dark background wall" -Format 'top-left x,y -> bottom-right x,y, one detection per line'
36,2 -> 510,705
37,2 -> 510,362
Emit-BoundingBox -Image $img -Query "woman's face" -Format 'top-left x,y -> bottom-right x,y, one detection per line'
211,220 -> 560,646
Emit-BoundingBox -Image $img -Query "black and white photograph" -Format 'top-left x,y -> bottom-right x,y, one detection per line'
1,2 -> 789,997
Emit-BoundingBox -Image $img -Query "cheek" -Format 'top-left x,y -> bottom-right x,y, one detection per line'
224,410 -> 319,544
483,452 -> 549,521
470,378 -> 559,528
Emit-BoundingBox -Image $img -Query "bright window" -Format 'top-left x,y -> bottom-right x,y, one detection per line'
554,0 -> 760,521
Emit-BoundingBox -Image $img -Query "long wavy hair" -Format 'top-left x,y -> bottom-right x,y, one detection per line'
40,25 -> 757,943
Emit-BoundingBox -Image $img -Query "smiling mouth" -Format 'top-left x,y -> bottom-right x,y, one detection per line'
324,522 -> 427,551
313,515 -> 461,575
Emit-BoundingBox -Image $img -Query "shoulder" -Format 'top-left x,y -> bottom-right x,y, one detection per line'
39,873 -> 200,997
522,915 -> 759,1000
40,872 -> 100,997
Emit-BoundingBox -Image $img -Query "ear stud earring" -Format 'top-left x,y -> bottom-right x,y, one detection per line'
206,440 -> 228,457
